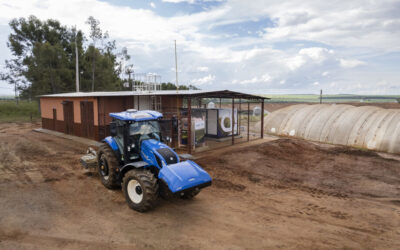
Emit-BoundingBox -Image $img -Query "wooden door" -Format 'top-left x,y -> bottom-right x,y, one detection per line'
52,108 -> 57,131
80,101 -> 94,139
62,101 -> 74,134
98,97 -> 106,140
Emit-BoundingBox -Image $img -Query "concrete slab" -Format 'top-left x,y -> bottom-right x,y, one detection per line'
33,128 -> 102,147
205,135 -> 243,142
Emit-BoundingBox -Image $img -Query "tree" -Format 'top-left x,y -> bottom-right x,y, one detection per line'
1,16 -> 82,98
86,16 -> 105,91
161,82 -> 200,90
117,47 -> 134,89
1,15 -> 125,97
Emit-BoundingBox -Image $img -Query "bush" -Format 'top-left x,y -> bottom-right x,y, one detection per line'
0,100 -> 40,122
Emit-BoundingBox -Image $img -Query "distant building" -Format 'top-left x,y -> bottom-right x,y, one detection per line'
39,90 -> 268,153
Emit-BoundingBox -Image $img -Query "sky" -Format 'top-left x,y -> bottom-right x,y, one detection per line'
0,0 -> 399,96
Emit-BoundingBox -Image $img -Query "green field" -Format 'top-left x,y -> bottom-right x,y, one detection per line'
0,100 -> 40,122
264,94 -> 400,103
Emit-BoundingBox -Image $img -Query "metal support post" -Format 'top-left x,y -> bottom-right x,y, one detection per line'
239,98 -> 241,135
247,102 -> 250,141
261,100 -> 264,139
232,98 -> 235,145
188,97 -> 192,154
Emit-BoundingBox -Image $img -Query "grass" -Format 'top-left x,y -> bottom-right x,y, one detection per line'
0,100 -> 41,122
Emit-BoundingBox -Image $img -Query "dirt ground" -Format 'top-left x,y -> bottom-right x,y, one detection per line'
0,122 -> 399,249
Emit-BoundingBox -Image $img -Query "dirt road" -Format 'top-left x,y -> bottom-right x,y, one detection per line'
0,122 -> 399,249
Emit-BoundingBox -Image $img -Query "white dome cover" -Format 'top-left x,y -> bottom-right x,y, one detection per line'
264,104 -> 400,154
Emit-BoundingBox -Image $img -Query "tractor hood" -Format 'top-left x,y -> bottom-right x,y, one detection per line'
158,160 -> 212,193
140,139 -> 212,193
140,139 -> 179,167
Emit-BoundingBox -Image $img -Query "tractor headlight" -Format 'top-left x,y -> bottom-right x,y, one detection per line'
131,143 -> 135,148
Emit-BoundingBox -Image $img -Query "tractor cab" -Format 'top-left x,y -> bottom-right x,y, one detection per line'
108,109 -> 167,163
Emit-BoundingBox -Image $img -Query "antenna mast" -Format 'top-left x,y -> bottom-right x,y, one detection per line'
75,28 -> 80,92
175,40 -> 179,93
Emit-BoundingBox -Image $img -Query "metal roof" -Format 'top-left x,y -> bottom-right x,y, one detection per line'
39,90 -> 268,100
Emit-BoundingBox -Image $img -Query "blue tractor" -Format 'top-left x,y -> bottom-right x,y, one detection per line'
80,109 -> 212,212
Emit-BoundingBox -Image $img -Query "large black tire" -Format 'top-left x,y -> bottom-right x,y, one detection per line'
122,169 -> 159,212
181,189 -> 200,199
97,143 -> 119,189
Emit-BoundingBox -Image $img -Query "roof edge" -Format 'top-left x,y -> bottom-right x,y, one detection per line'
38,90 -> 269,100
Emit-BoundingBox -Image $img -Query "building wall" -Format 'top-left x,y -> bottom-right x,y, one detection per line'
41,94 -> 184,142
138,96 -> 151,109
40,97 -> 65,120
41,97 -> 99,139
40,97 -> 98,125
161,95 -> 183,118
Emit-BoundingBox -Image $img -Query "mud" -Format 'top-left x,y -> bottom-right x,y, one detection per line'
0,122 -> 399,249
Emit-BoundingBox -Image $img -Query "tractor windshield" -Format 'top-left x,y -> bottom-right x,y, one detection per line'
129,120 -> 161,137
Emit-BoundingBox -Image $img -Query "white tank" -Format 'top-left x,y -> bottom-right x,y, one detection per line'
253,106 -> 261,116
207,102 -> 215,109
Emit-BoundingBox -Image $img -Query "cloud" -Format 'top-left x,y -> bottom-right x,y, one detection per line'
0,0 -> 399,95
150,2 -> 156,8
190,74 -> 215,85
299,47 -> 333,63
339,59 -> 365,68
284,47 -> 334,71
260,0 -> 400,51
285,55 -> 306,71
162,0 -> 224,4
239,73 -> 272,85
162,0 -> 196,3
197,66 -> 209,72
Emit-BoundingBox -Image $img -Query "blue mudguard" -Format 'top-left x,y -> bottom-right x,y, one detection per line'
158,160 -> 212,193
103,136 -> 119,151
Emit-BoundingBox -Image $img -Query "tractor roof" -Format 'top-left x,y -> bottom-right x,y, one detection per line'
109,110 -> 163,121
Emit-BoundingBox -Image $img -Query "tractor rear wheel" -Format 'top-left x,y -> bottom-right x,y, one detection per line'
97,143 -> 119,189
181,189 -> 200,199
122,169 -> 159,212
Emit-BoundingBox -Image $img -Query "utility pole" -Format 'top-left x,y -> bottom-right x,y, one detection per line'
127,70 -> 133,90
320,89 -> 323,104
175,40 -> 179,93
75,28 -> 80,92
14,81 -> 18,105
174,40 -> 180,148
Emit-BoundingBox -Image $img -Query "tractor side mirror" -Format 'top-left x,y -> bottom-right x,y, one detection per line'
162,136 -> 172,144
110,122 -> 117,137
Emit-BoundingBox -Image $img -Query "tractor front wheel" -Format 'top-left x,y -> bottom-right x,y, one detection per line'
97,144 -> 119,189
122,169 -> 159,212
